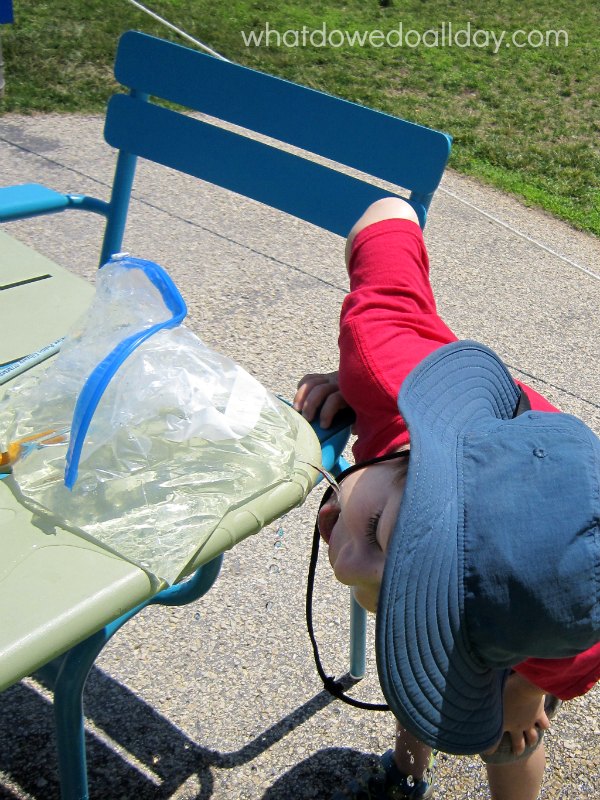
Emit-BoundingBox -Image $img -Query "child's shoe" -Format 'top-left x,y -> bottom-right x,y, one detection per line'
332,749 -> 435,799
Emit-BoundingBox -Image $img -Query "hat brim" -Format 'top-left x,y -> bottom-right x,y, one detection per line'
376,340 -> 521,754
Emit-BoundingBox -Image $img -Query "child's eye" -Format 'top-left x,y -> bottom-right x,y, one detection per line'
366,512 -> 382,545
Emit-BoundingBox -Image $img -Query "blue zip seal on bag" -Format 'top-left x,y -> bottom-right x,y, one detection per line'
64,255 -> 187,489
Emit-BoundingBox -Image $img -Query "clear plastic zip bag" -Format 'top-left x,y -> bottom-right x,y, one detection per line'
0,256 -> 298,583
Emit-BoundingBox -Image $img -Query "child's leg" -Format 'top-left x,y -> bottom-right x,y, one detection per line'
345,197 -> 420,266
486,742 -> 546,800
394,720 -> 434,780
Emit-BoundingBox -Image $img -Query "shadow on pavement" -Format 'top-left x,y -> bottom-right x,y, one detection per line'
261,747 -> 379,800
0,668 -> 370,799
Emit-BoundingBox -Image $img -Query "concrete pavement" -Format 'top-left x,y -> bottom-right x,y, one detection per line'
0,113 -> 598,800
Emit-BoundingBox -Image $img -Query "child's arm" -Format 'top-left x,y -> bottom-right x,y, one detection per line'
293,371 -> 349,429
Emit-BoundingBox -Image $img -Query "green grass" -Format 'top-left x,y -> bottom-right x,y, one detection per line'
1,0 -> 599,235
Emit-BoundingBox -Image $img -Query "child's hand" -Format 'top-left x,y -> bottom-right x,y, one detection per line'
486,672 -> 550,757
293,372 -> 349,428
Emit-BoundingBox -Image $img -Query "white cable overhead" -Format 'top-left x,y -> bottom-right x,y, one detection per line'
440,185 -> 599,282
126,0 -> 229,60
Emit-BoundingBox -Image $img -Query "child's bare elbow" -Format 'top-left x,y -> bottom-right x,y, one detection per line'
345,197 -> 419,267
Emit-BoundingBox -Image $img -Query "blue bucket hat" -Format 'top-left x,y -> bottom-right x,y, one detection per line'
376,340 -> 600,755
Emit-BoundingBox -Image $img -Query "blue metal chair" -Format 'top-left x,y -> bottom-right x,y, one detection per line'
0,30 -> 451,799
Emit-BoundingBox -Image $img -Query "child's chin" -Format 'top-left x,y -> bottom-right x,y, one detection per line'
352,586 -> 377,614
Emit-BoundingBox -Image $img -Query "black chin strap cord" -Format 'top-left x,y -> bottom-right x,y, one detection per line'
306,451 -> 412,710
306,516 -> 390,710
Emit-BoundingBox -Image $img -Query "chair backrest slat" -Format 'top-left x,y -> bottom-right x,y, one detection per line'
100,30 -> 451,258
105,95 -> 394,237
113,31 -> 451,198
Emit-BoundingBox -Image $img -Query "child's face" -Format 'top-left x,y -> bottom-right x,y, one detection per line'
318,460 -> 406,612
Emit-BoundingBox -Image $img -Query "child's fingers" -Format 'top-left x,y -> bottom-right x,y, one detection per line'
507,725 -> 542,757
318,392 -> 349,429
508,730 -> 527,756
293,374 -> 323,410
523,726 -> 541,749
294,373 -> 337,415
296,382 -> 340,422
536,710 -> 551,731
296,372 -> 329,390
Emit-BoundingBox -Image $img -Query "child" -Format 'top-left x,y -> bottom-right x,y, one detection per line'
293,198 -> 600,800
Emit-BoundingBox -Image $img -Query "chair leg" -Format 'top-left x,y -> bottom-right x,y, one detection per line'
37,556 -> 223,799
37,604 -> 150,799
53,679 -> 89,800
349,591 -> 367,679
51,629 -> 112,800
